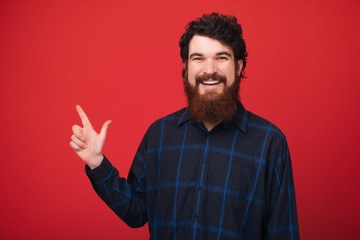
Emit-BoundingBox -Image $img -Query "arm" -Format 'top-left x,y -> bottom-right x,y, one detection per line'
85,150 -> 147,228
70,105 -> 147,227
264,137 -> 300,240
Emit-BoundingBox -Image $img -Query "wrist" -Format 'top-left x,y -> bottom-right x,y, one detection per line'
87,154 -> 104,170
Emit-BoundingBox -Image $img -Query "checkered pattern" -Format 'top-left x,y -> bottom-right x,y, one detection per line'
86,102 -> 299,240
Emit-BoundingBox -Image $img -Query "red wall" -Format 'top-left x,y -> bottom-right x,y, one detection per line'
1,0 -> 359,239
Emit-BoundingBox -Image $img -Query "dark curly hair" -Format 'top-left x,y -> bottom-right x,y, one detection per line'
179,12 -> 248,79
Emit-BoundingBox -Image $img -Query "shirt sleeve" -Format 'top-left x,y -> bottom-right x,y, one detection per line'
264,137 -> 300,240
85,136 -> 147,228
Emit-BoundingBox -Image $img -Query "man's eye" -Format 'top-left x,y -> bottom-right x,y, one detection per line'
193,57 -> 203,61
218,56 -> 228,60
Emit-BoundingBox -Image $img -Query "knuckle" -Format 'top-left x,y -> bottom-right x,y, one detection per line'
71,135 -> 79,142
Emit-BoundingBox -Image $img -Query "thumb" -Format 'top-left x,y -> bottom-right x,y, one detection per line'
99,120 -> 112,141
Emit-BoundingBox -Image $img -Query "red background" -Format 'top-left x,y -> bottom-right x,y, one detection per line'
1,0 -> 359,239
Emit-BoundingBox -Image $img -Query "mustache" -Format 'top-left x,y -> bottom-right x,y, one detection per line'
195,73 -> 227,85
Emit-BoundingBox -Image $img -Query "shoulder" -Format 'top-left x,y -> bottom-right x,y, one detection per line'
246,110 -> 286,143
245,110 -> 291,163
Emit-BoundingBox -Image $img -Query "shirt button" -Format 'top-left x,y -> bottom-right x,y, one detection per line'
194,214 -> 199,219
198,186 -> 202,191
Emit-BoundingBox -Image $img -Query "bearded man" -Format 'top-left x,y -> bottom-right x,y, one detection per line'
70,13 -> 299,240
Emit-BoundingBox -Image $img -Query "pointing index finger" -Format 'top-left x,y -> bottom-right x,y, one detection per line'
76,105 -> 92,127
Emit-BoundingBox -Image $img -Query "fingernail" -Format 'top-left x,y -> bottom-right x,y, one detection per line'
80,137 -> 85,141
83,144 -> 87,148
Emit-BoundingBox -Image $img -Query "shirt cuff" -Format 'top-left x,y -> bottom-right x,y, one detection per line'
85,155 -> 114,184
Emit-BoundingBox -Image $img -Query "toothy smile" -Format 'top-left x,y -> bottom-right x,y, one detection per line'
201,80 -> 221,85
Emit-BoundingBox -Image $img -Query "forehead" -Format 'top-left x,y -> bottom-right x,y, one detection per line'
189,35 -> 234,57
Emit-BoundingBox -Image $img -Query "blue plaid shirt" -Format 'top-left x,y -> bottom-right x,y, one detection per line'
86,102 -> 299,240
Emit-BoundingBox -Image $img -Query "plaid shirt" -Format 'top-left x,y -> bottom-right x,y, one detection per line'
86,102 -> 299,240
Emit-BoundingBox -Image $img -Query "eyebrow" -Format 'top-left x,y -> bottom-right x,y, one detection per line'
189,53 -> 203,59
216,51 -> 232,57
189,51 -> 232,59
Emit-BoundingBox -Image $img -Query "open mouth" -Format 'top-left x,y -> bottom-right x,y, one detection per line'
201,80 -> 221,85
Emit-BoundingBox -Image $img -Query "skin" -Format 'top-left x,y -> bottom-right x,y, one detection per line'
70,35 -> 244,167
187,35 -> 243,130
70,105 -> 111,169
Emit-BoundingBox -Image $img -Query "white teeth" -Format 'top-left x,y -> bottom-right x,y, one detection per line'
202,80 -> 220,85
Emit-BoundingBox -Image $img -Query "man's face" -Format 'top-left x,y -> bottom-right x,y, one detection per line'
183,35 -> 244,125
187,35 -> 243,95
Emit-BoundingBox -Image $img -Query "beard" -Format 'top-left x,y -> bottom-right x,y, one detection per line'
183,72 -> 240,125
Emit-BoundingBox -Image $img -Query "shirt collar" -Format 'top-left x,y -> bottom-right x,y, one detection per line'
232,101 -> 248,133
177,101 -> 248,134
177,108 -> 192,126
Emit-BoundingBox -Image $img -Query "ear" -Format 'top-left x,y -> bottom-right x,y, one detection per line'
236,59 -> 243,77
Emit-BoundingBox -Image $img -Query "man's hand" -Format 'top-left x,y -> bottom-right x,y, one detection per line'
70,105 -> 112,169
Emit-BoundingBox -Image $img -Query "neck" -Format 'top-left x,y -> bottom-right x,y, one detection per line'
203,121 -> 220,132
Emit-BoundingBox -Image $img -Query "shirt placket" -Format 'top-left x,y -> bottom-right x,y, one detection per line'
192,132 -> 211,239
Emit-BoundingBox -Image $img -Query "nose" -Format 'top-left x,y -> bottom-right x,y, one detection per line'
203,59 -> 217,74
